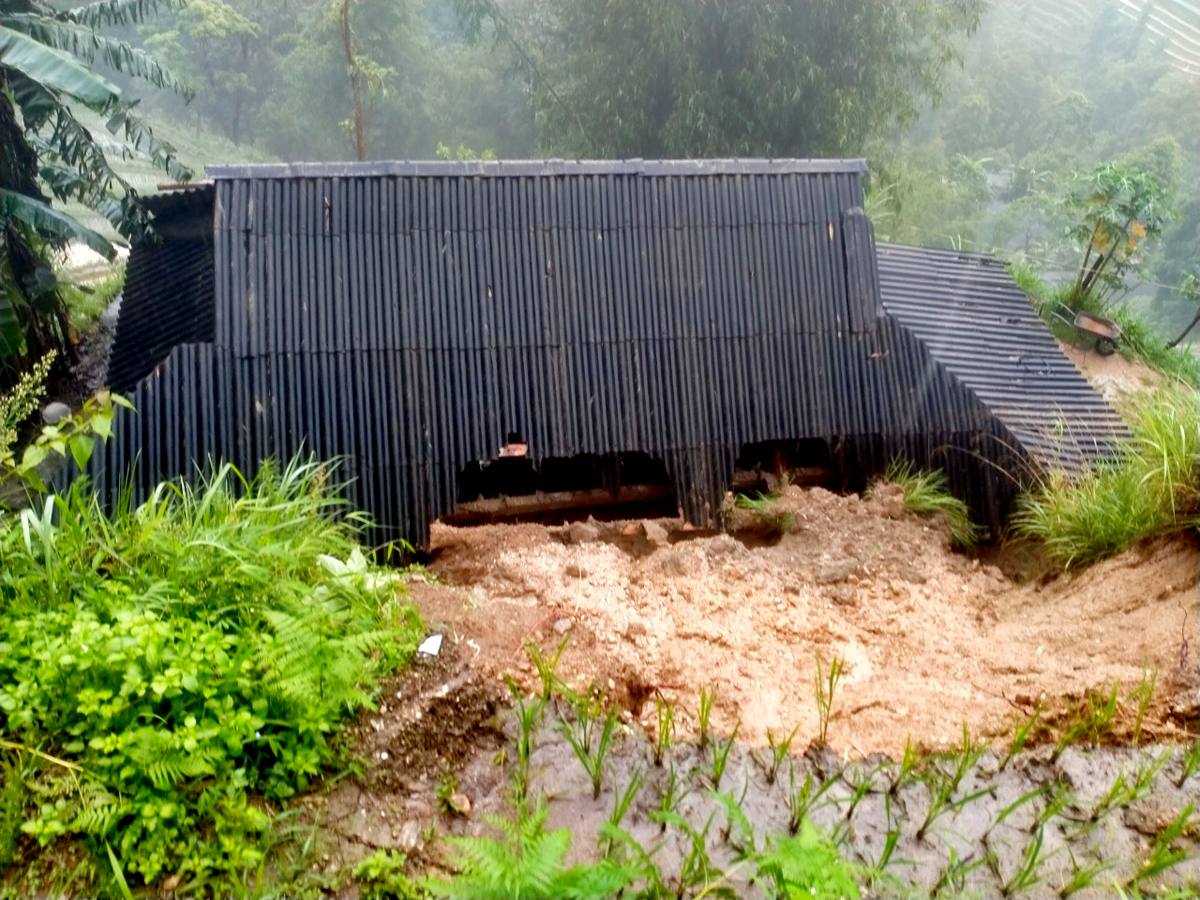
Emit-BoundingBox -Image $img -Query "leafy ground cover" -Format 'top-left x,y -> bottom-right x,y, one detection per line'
0,458 -> 423,898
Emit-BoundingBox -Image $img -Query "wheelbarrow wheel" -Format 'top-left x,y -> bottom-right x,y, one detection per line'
1096,337 -> 1118,356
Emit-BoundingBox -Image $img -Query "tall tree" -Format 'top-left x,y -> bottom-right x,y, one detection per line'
0,0 -> 192,381
462,0 -> 985,158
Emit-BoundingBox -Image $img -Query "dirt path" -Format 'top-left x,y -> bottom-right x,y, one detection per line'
415,488 -> 1197,759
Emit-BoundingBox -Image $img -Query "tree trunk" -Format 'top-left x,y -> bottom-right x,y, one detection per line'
1166,309 -> 1200,348
339,0 -> 368,161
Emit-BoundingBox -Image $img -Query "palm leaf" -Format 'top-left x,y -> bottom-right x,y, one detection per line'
1,13 -> 193,98
0,189 -> 116,259
0,25 -> 120,108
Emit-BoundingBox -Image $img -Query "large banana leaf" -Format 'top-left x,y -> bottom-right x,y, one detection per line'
0,189 -> 117,260
65,0 -> 188,29
0,24 -> 120,108
0,13 -> 193,99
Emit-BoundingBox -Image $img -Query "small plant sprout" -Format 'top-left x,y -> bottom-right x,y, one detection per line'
1051,682 -> 1121,763
698,686 -> 716,750
653,692 -> 675,767
1058,848 -> 1114,899
708,783 -> 756,857
1177,739 -> 1200,788
762,724 -> 800,786
1126,802 -> 1197,891
814,653 -> 845,746
505,677 -> 547,804
526,635 -> 572,704
934,848 -> 991,898
786,768 -> 840,835
889,738 -> 922,797
602,767 -> 644,854
559,693 -> 620,800
1001,824 -> 1048,898
656,764 -> 687,833
916,724 -> 991,842
435,770 -> 469,817
1129,666 -> 1158,745
1002,707 -> 1043,770
710,721 -> 740,790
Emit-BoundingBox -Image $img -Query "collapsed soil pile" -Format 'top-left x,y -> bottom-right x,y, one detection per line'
421,486 -> 1198,758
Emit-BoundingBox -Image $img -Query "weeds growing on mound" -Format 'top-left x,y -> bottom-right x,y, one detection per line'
1013,386 -> 1199,565
0,457 -> 422,896
868,461 -> 980,551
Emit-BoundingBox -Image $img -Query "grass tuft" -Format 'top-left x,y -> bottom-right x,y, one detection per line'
1013,386 -> 1199,565
870,461 -> 980,550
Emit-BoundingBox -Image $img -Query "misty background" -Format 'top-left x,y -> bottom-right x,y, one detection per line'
96,0 -> 1199,339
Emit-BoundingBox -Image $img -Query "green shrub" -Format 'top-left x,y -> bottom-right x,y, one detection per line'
1013,387 -> 1200,565
0,458 -> 422,894
869,461 -> 979,550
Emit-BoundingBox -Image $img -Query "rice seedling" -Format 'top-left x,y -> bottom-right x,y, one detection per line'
560,698 -> 620,801
1090,752 -> 1169,825
842,764 -> 880,820
1034,783 -> 1075,831
698,686 -> 716,751
1000,825 -> 1048,898
708,784 -> 756,856
710,722 -> 740,790
888,739 -> 922,797
786,768 -> 840,835
1050,682 -> 1121,763
916,724 -> 991,841
814,654 -> 845,746
506,679 -> 547,804
1177,739 -> 1200,788
527,635 -> 572,704
986,785 -> 1049,841
1125,803 -> 1197,890
597,821 -> 669,897
873,460 -> 980,550
653,693 -> 675,767
760,724 -> 800,786
654,810 -> 729,899
934,849 -> 991,898
1129,667 -> 1158,745
1001,707 -> 1044,771
655,764 -> 687,834
601,768 -> 645,856
1058,849 -> 1115,899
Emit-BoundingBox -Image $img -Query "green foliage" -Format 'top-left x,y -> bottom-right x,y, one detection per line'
354,850 -> 425,900
870,461 -> 980,550
59,263 -> 125,333
755,822 -> 861,900
463,0 -> 983,158
1065,162 -> 1173,309
813,654 -> 845,746
0,457 -> 422,894
425,801 -> 632,900
1013,386 -> 1200,565
1,0 -> 192,377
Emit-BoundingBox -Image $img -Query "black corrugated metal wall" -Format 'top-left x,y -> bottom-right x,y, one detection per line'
90,161 -> 1026,546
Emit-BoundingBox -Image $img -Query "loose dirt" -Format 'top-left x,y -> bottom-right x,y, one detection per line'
416,489 -> 1197,760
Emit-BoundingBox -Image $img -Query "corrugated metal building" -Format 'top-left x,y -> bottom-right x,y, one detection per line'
97,160 -> 1127,547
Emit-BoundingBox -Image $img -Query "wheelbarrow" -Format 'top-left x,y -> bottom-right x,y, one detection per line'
1046,302 -> 1122,356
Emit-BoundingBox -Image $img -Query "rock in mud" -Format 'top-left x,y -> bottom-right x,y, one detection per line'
815,558 -> 862,584
641,519 -> 670,547
565,521 -> 600,544
662,549 -> 700,576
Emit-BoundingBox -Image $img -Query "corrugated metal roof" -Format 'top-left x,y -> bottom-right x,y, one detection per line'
86,163 -> 1127,547
877,242 -> 1130,471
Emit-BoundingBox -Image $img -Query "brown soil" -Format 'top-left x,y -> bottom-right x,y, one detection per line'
413,487 -> 1198,760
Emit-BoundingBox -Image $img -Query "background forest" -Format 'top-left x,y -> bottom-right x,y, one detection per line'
110,0 -> 1198,337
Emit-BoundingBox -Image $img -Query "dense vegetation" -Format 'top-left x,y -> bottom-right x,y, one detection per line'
0,450 -> 423,896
